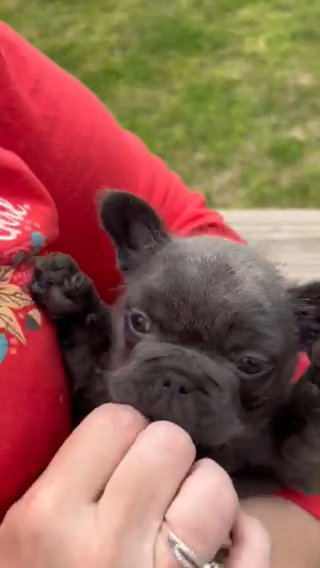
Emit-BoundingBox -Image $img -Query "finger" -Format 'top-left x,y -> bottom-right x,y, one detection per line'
26,404 -> 147,506
226,512 -> 270,568
100,421 -> 196,535
157,459 -> 239,567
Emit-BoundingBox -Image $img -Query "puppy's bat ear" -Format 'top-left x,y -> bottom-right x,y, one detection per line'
99,190 -> 169,272
289,281 -> 320,353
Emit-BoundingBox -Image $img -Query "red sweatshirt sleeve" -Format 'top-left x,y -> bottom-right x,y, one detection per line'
0,22 -> 319,522
0,22 -> 242,303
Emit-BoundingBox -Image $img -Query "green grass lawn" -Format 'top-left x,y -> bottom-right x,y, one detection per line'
1,0 -> 319,207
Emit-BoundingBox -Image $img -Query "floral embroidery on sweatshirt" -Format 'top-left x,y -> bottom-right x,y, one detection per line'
0,266 -> 42,364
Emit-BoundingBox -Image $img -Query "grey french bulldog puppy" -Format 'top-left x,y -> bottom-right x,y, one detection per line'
31,191 -> 320,498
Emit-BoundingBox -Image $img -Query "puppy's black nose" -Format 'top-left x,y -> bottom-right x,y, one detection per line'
162,375 -> 192,395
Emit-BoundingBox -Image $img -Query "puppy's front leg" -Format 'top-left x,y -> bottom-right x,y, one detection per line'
31,253 -> 112,424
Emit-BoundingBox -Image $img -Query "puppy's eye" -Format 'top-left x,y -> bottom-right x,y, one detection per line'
235,352 -> 271,377
127,309 -> 151,336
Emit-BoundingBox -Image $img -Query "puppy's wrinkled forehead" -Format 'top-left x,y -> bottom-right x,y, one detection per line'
127,237 -> 291,345
130,237 -> 283,302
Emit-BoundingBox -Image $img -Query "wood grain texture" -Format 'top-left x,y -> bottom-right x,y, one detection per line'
221,210 -> 320,283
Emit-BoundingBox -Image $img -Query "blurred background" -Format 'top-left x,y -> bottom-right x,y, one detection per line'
2,0 -> 319,207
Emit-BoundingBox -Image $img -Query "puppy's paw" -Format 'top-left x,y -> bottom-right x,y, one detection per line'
31,253 -> 92,318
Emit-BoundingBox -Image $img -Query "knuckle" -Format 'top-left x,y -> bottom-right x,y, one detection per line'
3,491 -> 55,539
89,402 -> 147,434
145,420 -> 196,458
197,457 -> 237,494
245,515 -> 271,555
218,479 -> 238,518
18,489 -> 57,532
2,501 -> 23,532
193,458 -> 238,516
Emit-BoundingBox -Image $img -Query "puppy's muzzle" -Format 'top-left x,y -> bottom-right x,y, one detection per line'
108,341 -> 243,447
110,340 -> 231,393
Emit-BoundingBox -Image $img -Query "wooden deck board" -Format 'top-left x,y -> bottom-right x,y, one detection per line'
221,210 -> 320,283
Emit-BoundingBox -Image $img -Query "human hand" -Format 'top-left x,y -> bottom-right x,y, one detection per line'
0,404 -> 270,567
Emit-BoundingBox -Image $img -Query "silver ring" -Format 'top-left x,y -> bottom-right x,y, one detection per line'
168,531 -> 223,568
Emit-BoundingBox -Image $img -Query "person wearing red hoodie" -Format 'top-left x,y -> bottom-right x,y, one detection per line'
0,22 -> 319,567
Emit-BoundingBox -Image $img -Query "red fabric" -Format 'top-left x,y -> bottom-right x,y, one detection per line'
0,22 -> 318,521
0,149 -> 71,518
291,352 -> 310,384
277,489 -> 320,519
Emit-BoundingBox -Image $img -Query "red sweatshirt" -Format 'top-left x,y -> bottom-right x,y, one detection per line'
0,22 -> 318,521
